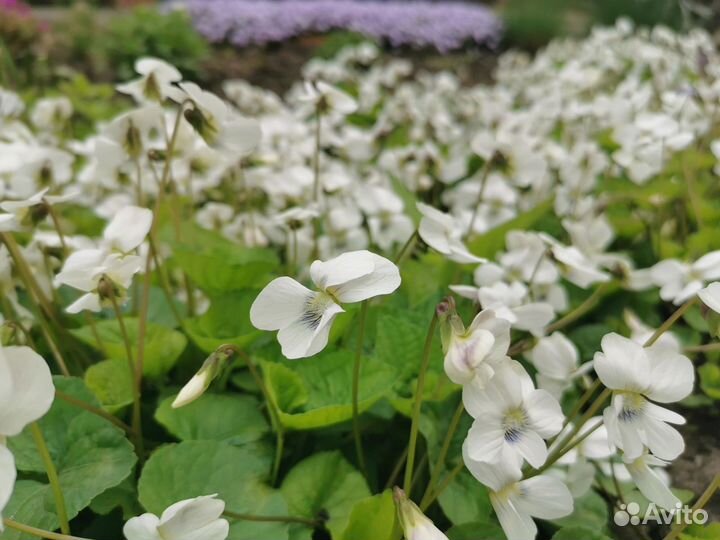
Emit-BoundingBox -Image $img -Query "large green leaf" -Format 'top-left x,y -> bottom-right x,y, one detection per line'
71,318 -> 187,378
550,490 -> 608,532
263,350 -> 398,430
168,223 -> 278,294
339,490 -> 397,540
5,377 -> 136,537
183,291 -> 261,353
84,359 -> 133,413
155,393 -> 269,443
280,451 -> 370,539
0,481 -> 58,540
446,522 -> 505,540
552,527 -> 612,540
138,440 -> 288,540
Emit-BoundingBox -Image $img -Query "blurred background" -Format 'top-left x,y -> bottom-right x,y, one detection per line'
3,0 -> 719,96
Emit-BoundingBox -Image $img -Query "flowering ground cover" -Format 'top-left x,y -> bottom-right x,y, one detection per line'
1,17 -> 720,540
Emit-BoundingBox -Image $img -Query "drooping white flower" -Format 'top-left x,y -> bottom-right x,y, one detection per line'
117,57 -> 183,104
0,188 -> 77,227
594,333 -> 693,461
123,494 -> 229,540
463,361 -> 564,472
650,251 -> 720,305
527,332 -> 593,398
416,202 -> 485,264
103,206 -> 153,254
463,451 -> 573,540
393,487 -> 448,540
439,307 -> 510,390
624,453 -> 680,510
250,250 -> 400,359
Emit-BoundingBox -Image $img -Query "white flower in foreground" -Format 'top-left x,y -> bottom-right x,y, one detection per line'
0,345 -> 55,437
463,450 -> 573,540
393,487 -> 448,540
699,281 -> 720,314
0,444 -> 15,531
594,333 -> 693,461
439,306 -> 510,390
624,453 -> 680,510
124,494 -> 229,540
117,57 -> 183,104
250,250 -> 400,359
417,203 -> 485,264
650,251 -> 720,305
0,345 -> 55,530
463,361 -> 564,472
527,332 -> 593,398
300,80 -> 358,115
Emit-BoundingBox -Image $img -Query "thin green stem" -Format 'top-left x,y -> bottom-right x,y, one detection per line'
403,312 -> 438,495
394,230 -> 418,265
663,473 -> 720,540
645,297 -> 697,347
2,520 -> 92,540
55,390 -> 134,435
466,155 -> 495,238
420,399 -> 465,508
106,285 -> 143,456
420,460 -> 464,511
44,202 -> 68,255
384,446 -> 409,491
545,282 -> 612,334
352,300 -> 370,477
224,510 -> 319,528
31,423 -> 70,535
311,109 -> 322,259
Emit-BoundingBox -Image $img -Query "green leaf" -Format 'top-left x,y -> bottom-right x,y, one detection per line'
698,363 -> 720,400
138,440 -> 288,540
5,377 -> 136,532
281,451 -> 370,539
184,291 -> 261,353
551,490 -> 608,532
438,471 -> 493,526
263,350 -> 397,430
71,318 -> 187,378
89,477 -> 141,520
84,359 -> 133,413
0,481 -> 58,540
679,524 -> 720,540
168,223 -> 279,294
552,527 -> 612,540
339,490 -> 397,540
155,393 -> 269,443
467,199 -> 554,258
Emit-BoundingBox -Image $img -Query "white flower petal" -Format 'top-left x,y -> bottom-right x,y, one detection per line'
645,347 -> 694,403
159,495 -> 225,539
594,333 -> 649,392
513,430 -> 548,469
515,475 -> 574,519
626,456 -> 680,511
104,206 -> 153,253
0,444 -> 16,525
699,282 -> 720,313
309,251 -> 375,290
123,513 -> 163,540
329,252 -> 400,303
491,495 -> 537,540
250,277 -> 314,331
0,346 -> 55,437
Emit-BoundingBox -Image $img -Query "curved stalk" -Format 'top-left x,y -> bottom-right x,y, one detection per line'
31,423 -> 70,535
2,519 -> 92,540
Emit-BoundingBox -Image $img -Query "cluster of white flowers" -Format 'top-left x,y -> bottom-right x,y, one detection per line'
2,16 -> 720,540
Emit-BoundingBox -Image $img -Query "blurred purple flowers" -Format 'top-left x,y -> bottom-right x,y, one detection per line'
185,0 -> 502,51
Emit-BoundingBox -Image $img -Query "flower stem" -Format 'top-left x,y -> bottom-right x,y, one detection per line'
663,473 -> 720,540
44,201 -> 68,255
420,460 -> 464,511
311,108 -> 323,259
419,399 -> 465,509
106,287 -> 143,458
403,312 -> 438,495
55,390 -> 134,435
644,297 -> 697,347
221,345 -> 285,485
546,281 -> 613,334
466,155 -> 495,238
224,510 -> 319,528
352,300 -> 370,477
31,423 -> 70,535
2,519 -> 92,540
393,230 -> 418,265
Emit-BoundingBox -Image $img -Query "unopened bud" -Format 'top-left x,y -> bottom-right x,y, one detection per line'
172,346 -> 234,408
393,487 -> 448,540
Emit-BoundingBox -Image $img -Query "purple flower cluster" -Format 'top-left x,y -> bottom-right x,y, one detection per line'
185,0 -> 502,51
